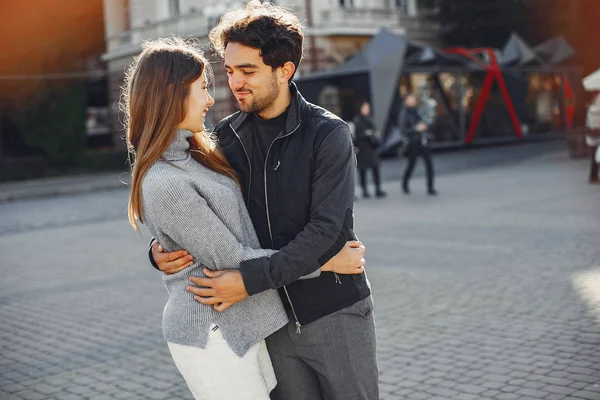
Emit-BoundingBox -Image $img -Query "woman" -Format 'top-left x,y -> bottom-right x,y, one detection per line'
353,101 -> 386,198
123,38 -> 363,400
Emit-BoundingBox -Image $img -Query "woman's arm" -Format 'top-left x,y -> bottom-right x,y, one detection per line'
145,181 -> 275,271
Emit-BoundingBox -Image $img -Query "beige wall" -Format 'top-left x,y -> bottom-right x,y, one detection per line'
129,0 -> 159,28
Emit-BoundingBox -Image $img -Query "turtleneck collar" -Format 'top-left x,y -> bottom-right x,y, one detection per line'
163,129 -> 194,161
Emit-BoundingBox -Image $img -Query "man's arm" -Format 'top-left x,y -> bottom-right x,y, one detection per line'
239,124 -> 357,296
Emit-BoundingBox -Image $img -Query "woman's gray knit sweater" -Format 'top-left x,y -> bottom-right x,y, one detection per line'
141,129 -> 288,357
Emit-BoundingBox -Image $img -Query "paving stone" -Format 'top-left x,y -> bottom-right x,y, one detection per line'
539,376 -> 575,387
482,389 -> 500,397
542,384 -> 577,396
115,381 -> 146,392
571,382 -> 593,390
454,394 -> 478,400
544,395 -> 567,400
569,374 -> 599,384
583,384 -> 600,393
515,388 -> 550,399
425,387 -> 458,398
483,374 -> 511,383
15,390 -> 46,400
571,391 -> 600,400
49,394 -> 81,400
549,370 -> 569,379
522,381 -> 545,390
64,385 -> 94,396
89,383 -> 119,393
29,383 -> 62,395
42,377 -> 70,387
405,393 -> 428,400
142,391 -> 175,400
495,394 -> 520,400
379,382 -> 398,394
0,384 -> 27,394
454,384 -> 487,395
567,367 -> 600,376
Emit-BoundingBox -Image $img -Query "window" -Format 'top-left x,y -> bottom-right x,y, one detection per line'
339,0 -> 354,9
168,0 -> 180,17
395,0 -> 409,14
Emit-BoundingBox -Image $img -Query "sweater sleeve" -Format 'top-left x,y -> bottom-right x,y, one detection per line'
145,181 -> 275,271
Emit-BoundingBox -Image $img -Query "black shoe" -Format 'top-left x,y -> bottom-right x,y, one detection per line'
363,192 -> 371,199
428,189 -> 438,196
402,186 -> 410,195
375,190 -> 387,198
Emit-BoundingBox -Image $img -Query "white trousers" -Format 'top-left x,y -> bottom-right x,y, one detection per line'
168,326 -> 277,400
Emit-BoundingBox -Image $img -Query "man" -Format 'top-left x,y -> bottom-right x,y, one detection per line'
399,94 -> 437,195
149,2 -> 379,399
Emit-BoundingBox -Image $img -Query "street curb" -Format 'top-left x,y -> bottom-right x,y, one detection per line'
0,174 -> 129,203
0,141 -> 566,203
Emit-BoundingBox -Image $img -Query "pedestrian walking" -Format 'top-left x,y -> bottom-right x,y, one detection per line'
353,101 -> 386,198
398,94 -> 437,195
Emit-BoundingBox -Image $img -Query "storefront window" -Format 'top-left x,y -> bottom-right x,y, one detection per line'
523,73 -> 564,134
395,72 -> 464,145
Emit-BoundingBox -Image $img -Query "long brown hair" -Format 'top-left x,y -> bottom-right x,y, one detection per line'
122,37 -> 238,231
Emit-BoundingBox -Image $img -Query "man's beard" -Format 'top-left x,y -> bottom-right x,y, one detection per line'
237,74 -> 279,114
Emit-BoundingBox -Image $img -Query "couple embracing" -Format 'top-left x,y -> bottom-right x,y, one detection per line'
124,2 -> 379,399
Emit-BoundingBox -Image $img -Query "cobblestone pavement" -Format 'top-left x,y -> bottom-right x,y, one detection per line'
1,148 -> 599,400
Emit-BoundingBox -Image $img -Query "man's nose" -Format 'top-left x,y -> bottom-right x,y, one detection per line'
229,74 -> 244,91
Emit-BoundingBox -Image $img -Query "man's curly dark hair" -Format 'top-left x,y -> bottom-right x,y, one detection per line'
209,1 -> 304,81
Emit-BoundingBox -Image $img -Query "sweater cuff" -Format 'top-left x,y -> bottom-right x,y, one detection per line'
240,257 -> 271,296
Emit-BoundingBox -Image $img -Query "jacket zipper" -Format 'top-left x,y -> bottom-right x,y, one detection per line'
230,125 -> 252,205
265,122 -> 303,334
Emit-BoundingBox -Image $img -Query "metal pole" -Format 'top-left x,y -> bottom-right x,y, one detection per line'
457,74 -> 466,144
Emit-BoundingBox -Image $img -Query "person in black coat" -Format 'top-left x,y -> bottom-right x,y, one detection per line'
586,96 -> 600,184
398,94 -> 437,195
353,101 -> 386,198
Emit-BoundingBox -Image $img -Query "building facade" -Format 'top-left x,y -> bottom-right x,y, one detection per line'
102,0 -> 439,148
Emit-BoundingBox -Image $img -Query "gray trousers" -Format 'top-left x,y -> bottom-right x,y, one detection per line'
266,296 -> 379,400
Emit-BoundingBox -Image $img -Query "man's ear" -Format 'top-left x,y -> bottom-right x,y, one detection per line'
279,61 -> 296,84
